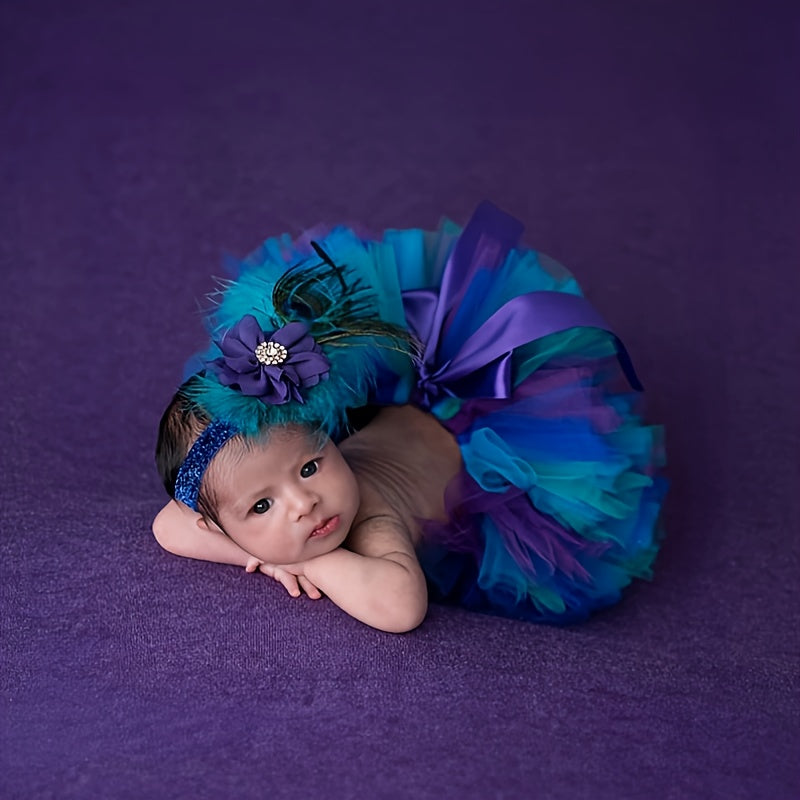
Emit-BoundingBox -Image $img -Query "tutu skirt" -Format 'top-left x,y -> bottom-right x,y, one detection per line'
222,201 -> 667,623
384,202 -> 666,623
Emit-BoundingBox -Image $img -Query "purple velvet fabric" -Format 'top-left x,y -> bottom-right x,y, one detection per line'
2,1 -> 797,798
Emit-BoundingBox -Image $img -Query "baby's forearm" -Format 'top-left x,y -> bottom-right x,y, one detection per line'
152,500 -> 251,568
302,548 -> 427,633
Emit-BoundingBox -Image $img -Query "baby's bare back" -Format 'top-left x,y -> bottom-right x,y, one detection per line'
340,405 -> 462,546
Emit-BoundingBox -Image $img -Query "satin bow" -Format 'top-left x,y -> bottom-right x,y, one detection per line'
402,202 -> 641,409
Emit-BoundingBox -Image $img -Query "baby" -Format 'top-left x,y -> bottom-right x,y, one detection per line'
154,380 -> 462,632
152,202 -> 667,629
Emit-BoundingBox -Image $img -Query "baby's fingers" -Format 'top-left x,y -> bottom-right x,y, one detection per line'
297,575 -> 323,600
245,556 -> 263,574
274,568 -> 302,598
256,564 -> 299,596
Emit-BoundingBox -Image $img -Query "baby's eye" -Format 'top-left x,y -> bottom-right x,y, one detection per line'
300,460 -> 319,479
252,498 -> 272,515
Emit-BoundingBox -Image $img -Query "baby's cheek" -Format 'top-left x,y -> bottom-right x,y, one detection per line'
347,473 -> 361,514
251,540 -> 292,564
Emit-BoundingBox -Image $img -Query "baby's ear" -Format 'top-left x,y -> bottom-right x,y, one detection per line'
197,515 -> 225,535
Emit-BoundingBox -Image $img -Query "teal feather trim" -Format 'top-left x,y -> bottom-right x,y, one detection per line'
185,231 -> 419,439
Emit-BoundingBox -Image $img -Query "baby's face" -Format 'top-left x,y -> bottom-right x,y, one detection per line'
211,427 -> 359,565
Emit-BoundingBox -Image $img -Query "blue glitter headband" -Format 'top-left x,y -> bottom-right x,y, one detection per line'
174,419 -> 240,511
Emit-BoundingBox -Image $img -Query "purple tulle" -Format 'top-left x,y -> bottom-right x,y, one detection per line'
442,366 -> 623,437
425,469 -> 610,583
209,315 -> 330,405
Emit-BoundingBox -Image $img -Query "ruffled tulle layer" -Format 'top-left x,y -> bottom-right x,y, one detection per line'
419,354 -> 666,622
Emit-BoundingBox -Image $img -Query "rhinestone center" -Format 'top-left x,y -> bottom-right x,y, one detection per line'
254,340 -> 288,366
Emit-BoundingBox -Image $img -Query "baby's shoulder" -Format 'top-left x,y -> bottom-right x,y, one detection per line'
340,406 -> 458,481
340,405 -> 461,537
343,404 -> 454,455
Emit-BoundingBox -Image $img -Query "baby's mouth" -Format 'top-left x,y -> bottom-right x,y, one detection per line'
309,515 -> 340,538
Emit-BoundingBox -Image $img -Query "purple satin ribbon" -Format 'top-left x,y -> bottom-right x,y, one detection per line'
402,202 -> 642,407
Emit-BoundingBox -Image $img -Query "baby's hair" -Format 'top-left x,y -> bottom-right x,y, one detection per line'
157,375 -> 206,495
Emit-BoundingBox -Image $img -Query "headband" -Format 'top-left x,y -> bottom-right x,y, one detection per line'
173,419 -> 240,510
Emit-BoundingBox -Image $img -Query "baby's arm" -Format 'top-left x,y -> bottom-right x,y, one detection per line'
153,501 -> 324,596
152,500 -> 254,568
300,530 -> 427,633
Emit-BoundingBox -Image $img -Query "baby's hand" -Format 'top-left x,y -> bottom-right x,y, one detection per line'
245,557 -> 323,600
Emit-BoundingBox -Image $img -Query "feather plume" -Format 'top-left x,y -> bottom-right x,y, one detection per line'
188,234 -> 419,439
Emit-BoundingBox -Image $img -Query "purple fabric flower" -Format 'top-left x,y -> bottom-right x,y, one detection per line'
209,315 -> 330,404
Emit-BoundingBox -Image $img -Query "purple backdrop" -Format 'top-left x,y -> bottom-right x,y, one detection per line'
2,1 -> 798,798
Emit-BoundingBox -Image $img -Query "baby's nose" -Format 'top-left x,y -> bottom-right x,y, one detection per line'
287,486 -> 317,517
